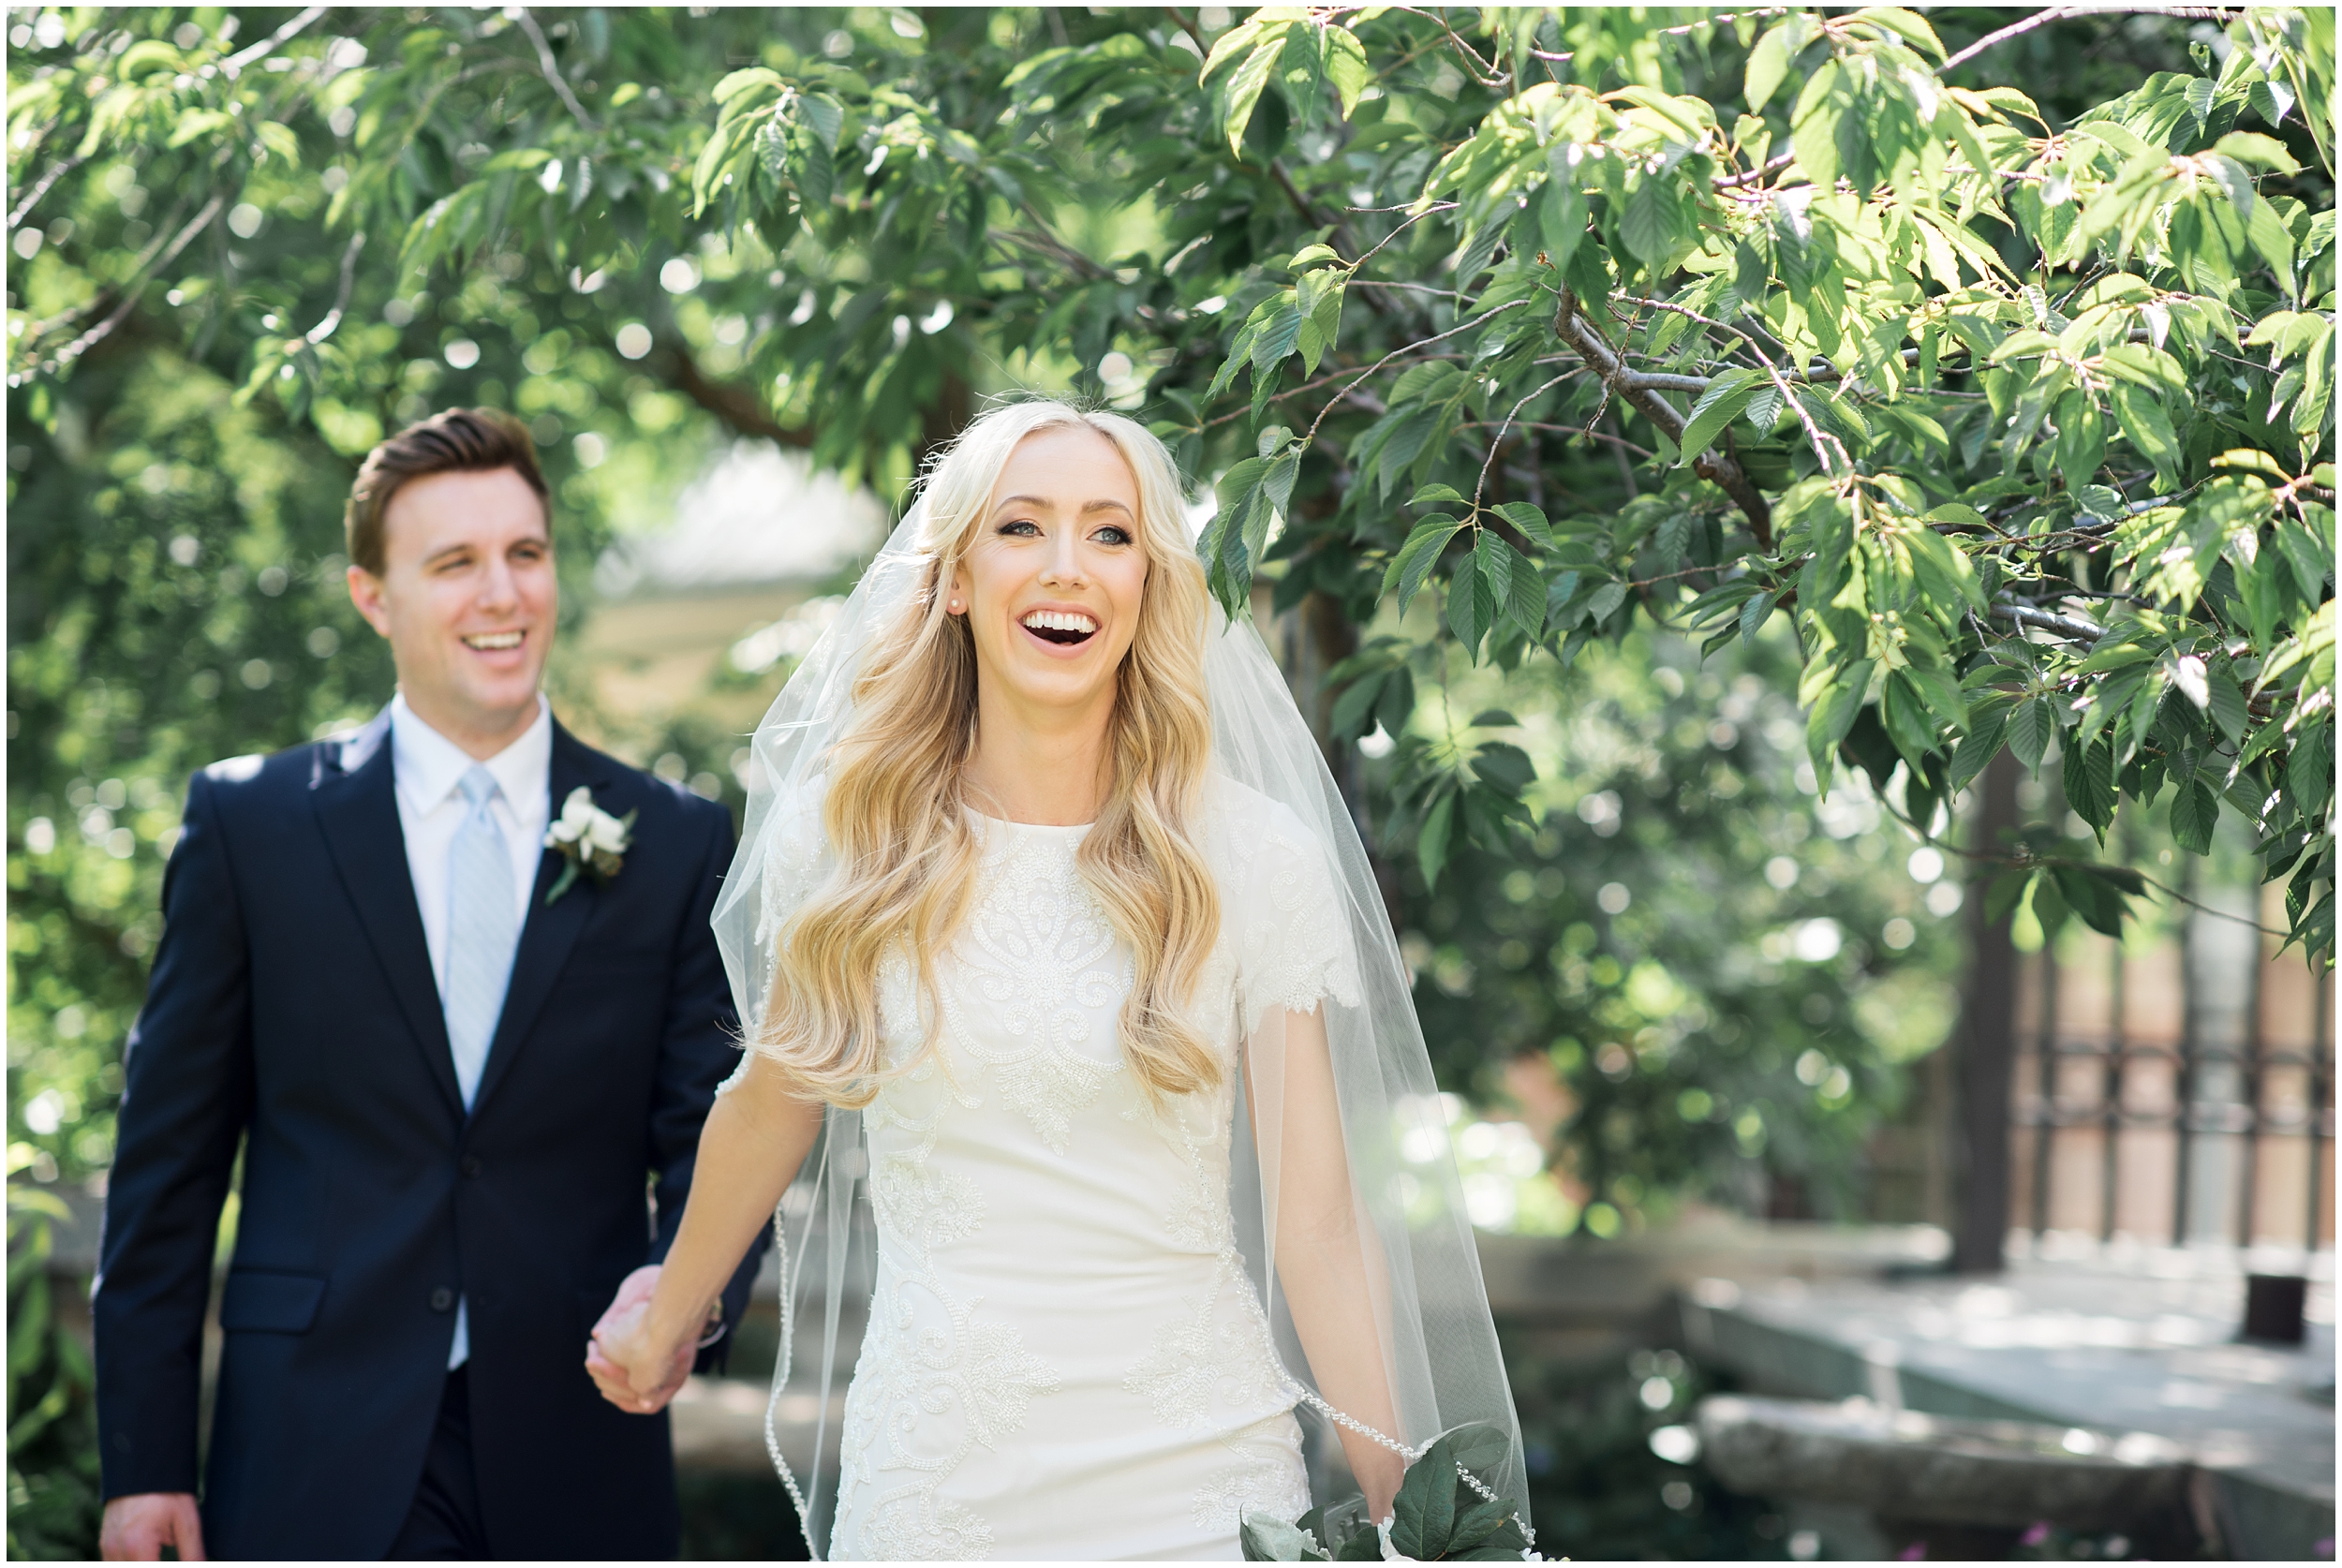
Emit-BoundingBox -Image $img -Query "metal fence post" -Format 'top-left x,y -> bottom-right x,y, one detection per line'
2172,863 -> 2199,1246
1956,749 -> 2022,1273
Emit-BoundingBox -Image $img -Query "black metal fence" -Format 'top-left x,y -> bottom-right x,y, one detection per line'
2010,884 -> 2335,1253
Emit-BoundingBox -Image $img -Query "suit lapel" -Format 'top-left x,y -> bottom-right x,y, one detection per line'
467,723 -> 615,1121
311,713 -> 465,1119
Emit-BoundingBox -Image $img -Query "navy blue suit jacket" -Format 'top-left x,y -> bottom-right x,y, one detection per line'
93,711 -> 767,1560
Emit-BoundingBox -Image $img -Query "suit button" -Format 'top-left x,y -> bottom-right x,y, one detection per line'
430,1287 -> 455,1312
460,1156 -> 482,1178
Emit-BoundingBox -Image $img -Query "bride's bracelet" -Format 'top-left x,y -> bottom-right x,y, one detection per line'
1284,1381 -> 1519,1527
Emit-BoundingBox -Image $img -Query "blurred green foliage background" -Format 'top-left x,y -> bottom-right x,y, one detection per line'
7,4 -> 2326,1559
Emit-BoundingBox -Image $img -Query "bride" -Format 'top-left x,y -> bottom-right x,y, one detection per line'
587,400 -> 1526,1561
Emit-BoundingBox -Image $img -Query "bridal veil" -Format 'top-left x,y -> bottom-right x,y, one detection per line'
709,496 -> 1528,1557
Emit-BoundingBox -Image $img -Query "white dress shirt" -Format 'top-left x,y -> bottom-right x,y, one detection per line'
389,691 -> 553,997
387,690 -> 552,1368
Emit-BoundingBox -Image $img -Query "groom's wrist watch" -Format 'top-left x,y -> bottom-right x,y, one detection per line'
692,1298 -> 726,1351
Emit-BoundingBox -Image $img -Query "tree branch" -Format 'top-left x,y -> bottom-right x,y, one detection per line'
656,339 -> 812,449
30,194 -> 225,376
7,153 -> 86,231
1713,151 -> 1794,191
290,230 -> 365,348
997,220 -> 1109,282
220,5 -> 329,77
1552,288 -> 1774,548
1164,6 -> 1208,52
513,8 -> 599,132
1941,7 -> 2085,72
1991,599 -> 2106,643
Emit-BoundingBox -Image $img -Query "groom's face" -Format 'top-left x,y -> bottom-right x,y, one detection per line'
348,466 -> 556,750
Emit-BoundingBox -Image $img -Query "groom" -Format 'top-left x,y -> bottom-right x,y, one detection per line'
93,408 -> 764,1560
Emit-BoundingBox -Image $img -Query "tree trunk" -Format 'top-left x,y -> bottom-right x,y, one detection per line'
1953,747 -> 2022,1273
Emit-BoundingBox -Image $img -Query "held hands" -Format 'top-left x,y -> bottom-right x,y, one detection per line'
583,1264 -> 705,1415
99,1492 -> 206,1561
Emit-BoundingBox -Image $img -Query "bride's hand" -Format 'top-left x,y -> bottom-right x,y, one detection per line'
584,1265 -> 698,1414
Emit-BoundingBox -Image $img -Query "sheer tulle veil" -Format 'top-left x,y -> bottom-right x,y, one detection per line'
708,424 -> 1527,1557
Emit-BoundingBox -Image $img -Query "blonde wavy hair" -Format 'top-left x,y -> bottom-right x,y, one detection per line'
758,400 -> 1223,1106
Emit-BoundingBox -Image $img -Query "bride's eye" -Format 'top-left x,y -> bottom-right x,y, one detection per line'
1092,525 -> 1134,546
997,519 -> 1041,538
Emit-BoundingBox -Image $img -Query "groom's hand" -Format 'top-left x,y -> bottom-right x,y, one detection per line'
100,1492 -> 206,1561
585,1265 -> 695,1414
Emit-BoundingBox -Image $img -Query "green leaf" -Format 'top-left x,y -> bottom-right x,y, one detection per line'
1621,177 -> 1680,268
2009,696 -> 2057,775
1857,7 -> 1946,59
2170,777 -> 2219,854
1199,18 -> 1266,81
1251,299 -> 1305,374
2052,864 -> 2128,938
1447,548 -> 1489,652
1537,150 -> 1587,270
1445,1499 -> 1514,1557
792,132 -> 835,209
1491,502 -> 1557,552
1805,658 -> 1875,772
1384,516 -> 1465,614
1473,741 -> 1536,794
2183,75 -> 2217,134
2109,381 -> 2182,485
1905,524 -> 1988,615
2030,868 -> 2072,941
1676,367 -> 1764,465
713,67 -> 786,104
1586,579 -> 1628,627
2248,79 -> 2296,130
2276,518 -> 2331,599
2214,130 -> 2301,173
1985,868 -> 2036,927
1948,702 -> 2009,791
1223,33 -> 1285,157
1745,23 -> 1794,112
2062,734 -> 2117,840
1329,671 -> 1386,740
800,93 -> 847,152
1473,530 -> 1513,622
1389,1435 -> 1459,1560
2246,196 -> 2298,294
1501,540 -> 1546,637
2205,662 -> 2249,746
2290,722 -> 2332,818
1417,791 -> 1458,891
1455,222 -> 1505,286
1323,26 -> 1371,118
1241,1511 -> 1328,1561
1789,59 -> 1846,188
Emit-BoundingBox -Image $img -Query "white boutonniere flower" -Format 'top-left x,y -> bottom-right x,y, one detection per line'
543,786 -> 635,905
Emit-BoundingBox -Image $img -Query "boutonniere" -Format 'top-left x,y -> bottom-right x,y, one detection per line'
543,786 -> 635,905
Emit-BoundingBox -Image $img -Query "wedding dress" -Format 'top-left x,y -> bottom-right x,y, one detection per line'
713,498 -> 1529,1564
750,778 -> 1356,1561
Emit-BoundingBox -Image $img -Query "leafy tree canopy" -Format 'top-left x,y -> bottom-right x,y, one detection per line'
14,5 -> 2328,962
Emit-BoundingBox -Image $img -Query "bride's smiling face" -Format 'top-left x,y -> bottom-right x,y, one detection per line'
947,425 -> 1150,716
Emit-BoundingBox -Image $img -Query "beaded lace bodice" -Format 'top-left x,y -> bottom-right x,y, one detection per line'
752,779 -> 1358,1561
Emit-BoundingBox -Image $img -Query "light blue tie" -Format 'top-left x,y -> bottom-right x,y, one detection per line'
443,765 -> 520,1112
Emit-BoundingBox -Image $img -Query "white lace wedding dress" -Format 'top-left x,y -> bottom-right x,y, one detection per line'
759,778 -> 1360,1561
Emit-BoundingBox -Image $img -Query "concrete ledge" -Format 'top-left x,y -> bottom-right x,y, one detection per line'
1680,1257 -> 2335,1560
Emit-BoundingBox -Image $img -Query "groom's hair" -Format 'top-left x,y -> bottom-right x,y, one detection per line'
345,407 -> 550,575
